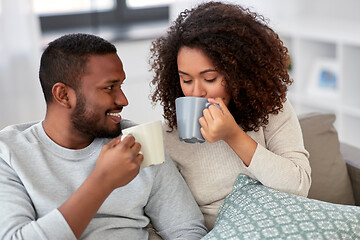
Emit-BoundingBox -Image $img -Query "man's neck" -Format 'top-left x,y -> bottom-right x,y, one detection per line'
42,117 -> 94,150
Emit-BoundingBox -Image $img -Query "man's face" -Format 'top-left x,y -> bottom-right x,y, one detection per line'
71,54 -> 128,138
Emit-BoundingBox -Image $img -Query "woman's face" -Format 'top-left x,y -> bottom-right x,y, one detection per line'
177,46 -> 231,106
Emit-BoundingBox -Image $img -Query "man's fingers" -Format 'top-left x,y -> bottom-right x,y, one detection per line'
120,135 -> 136,147
105,137 -> 122,149
132,142 -> 142,154
136,153 -> 144,166
118,137 -> 142,161
133,142 -> 143,167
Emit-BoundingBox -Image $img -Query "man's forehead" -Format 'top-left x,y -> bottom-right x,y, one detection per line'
85,53 -> 121,64
79,54 -> 125,85
83,54 -> 123,72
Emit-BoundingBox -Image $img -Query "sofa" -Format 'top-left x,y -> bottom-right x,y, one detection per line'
299,112 -> 360,206
149,112 -> 360,239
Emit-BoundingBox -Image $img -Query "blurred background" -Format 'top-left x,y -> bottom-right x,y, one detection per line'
1,0 -> 360,148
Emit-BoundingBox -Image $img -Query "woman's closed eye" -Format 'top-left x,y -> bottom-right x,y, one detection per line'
205,78 -> 216,82
180,75 -> 192,83
182,79 -> 192,84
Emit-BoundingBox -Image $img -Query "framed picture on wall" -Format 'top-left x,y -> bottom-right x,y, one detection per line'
307,58 -> 339,98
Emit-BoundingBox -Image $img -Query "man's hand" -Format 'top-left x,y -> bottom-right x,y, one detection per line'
58,135 -> 143,238
94,135 -> 143,191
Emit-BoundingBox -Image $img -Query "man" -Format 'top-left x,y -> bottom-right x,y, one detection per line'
0,33 -> 207,239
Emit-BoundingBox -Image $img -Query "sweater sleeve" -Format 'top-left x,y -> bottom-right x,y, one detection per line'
246,101 -> 312,197
144,154 -> 208,240
0,156 -> 76,240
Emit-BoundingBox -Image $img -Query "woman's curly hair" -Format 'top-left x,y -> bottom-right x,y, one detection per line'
150,1 -> 292,132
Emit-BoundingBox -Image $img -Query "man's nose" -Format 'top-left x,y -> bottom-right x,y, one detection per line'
115,88 -> 128,107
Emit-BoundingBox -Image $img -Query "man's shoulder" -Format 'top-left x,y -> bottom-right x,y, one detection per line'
120,119 -> 138,130
0,122 -> 41,163
0,121 -> 40,140
101,119 -> 137,144
145,153 -> 179,180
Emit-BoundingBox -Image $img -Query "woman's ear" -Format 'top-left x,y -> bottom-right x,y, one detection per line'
52,83 -> 75,108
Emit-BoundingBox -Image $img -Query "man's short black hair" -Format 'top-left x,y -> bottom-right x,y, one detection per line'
39,33 -> 117,103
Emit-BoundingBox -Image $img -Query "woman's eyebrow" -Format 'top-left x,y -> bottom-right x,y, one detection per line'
178,69 -> 217,75
200,69 -> 217,74
178,70 -> 190,76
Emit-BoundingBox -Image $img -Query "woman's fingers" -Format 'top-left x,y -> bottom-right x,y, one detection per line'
208,97 -> 231,115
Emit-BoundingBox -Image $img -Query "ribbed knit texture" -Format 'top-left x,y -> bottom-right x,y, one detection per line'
0,120 -> 207,239
163,100 -> 311,230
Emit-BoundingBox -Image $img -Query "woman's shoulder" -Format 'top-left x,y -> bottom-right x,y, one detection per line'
261,100 -> 300,134
162,123 -> 181,145
269,100 -> 297,121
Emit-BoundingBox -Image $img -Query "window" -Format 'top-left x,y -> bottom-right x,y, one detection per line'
36,0 -> 170,35
33,0 -> 116,15
126,0 -> 173,9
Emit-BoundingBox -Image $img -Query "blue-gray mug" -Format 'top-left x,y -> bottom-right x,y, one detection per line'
175,96 -> 219,144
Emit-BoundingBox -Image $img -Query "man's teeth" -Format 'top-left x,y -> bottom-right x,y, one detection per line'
107,112 -> 121,117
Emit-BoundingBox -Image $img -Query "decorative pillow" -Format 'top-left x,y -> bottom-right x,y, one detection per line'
202,174 -> 360,240
298,113 -> 355,205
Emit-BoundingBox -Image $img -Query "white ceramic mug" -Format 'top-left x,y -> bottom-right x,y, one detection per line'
121,120 -> 165,168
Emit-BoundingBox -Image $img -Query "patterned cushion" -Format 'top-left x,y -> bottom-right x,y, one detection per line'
202,174 -> 360,240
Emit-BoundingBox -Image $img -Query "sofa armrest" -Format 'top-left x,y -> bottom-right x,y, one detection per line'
340,142 -> 360,206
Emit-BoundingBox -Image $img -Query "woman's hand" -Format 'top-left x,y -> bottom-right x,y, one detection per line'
199,97 -> 241,143
200,97 -> 257,166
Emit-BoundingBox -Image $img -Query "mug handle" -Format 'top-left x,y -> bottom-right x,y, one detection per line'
205,102 -> 220,109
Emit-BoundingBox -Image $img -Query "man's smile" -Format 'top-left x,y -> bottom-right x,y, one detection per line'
107,111 -> 122,123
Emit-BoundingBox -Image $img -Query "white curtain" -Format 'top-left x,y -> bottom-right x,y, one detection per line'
0,0 -> 45,130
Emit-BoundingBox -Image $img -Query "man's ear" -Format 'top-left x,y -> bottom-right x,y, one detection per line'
52,83 -> 75,108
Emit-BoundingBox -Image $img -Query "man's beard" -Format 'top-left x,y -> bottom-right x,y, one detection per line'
71,93 -> 122,139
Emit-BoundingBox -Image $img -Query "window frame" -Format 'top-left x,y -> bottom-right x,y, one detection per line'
39,0 -> 169,32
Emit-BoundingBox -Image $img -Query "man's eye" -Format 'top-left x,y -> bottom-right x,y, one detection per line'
104,85 -> 113,90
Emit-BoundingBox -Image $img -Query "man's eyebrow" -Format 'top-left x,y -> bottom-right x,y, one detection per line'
104,79 -> 124,84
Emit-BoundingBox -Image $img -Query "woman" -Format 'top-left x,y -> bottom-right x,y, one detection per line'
150,1 -> 311,230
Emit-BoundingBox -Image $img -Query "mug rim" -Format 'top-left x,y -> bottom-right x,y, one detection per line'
176,96 -> 207,100
122,120 -> 162,132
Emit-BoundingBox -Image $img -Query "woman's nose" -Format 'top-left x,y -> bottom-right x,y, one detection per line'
192,81 -> 206,97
